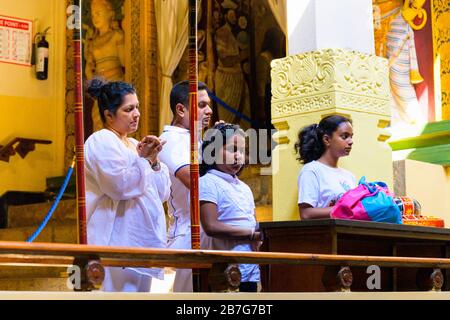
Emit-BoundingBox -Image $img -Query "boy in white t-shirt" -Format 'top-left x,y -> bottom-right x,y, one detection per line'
295,115 -> 356,219
158,80 -> 212,292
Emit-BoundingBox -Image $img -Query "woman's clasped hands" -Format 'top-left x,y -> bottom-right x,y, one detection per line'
137,135 -> 166,164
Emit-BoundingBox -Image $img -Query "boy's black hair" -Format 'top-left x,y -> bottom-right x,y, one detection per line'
170,80 -> 209,115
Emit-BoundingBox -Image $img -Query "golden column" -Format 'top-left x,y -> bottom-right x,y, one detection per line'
271,48 -> 394,221
432,0 -> 450,120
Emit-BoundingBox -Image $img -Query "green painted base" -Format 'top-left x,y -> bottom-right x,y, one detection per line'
389,120 -> 450,166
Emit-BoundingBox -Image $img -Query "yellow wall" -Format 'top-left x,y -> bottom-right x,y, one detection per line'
402,160 -> 450,226
0,0 -> 66,195
272,111 -> 393,221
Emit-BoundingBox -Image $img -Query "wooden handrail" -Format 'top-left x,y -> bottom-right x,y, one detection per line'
0,137 -> 52,162
1,241 -> 450,269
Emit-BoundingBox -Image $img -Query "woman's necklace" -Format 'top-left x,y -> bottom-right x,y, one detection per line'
106,127 -> 135,151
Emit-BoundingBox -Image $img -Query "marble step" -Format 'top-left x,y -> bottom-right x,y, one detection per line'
0,221 -> 78,243
0,277 -> 71,291
7,199 -> 76,228
0,266 -> 67,279
0,221 -> 78,291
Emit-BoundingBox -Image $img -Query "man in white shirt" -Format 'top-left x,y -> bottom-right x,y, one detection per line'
158,80 -> 212,292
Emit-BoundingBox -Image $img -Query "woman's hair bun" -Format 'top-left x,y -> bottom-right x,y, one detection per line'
87,78 -> 107,99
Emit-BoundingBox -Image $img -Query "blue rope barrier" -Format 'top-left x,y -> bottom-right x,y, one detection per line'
26,158 -> 75,242
207,89 -> 259,127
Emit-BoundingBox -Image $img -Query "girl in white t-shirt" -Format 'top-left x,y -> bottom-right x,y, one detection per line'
295,115 -> 356,220
199,123 -> 261,292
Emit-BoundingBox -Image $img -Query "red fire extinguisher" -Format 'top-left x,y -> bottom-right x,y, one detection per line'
35,27 -> 50,80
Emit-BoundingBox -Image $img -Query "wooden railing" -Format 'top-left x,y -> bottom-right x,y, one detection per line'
0,241 -> 449,292
0,138 -> 52,162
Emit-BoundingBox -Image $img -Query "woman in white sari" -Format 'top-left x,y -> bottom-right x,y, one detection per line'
84,78 -> 170,292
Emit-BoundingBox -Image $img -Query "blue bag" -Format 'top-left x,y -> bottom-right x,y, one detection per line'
358,177 -> 402,224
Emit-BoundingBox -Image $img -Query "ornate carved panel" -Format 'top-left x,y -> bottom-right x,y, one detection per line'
270,49 -> 391,119
125,0 -> 159,137
65,0 -> 75,169
129,0 -> 141,99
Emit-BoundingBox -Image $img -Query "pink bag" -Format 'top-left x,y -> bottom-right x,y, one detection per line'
330,183 -> 372,221
330,177 -> 402,224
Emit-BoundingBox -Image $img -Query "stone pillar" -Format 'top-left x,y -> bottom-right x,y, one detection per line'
271,48 -> 393,221
287,0 -> 375,55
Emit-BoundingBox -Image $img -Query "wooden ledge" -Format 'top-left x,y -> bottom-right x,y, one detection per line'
1,241 -> 450,269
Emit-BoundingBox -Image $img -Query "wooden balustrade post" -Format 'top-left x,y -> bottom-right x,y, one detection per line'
208,263 -> 241,292
416,268 -> 444,291
322,266 -> 353,292
72,257 -> 105,291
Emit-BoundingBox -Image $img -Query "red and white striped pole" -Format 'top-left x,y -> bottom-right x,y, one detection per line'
72,0 -> 87,245
188,0 -> 201,292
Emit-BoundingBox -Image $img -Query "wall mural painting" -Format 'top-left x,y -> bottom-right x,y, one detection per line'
173,0 -> 208,85
373,0 -> 435,132
212,0 -> 252,129
252,1 -> 285,130
173,0 -> 286,131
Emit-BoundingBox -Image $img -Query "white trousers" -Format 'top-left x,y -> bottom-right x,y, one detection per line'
173,268 -> 193,292
169,234 -> 193,292
102,267 -> 152,292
